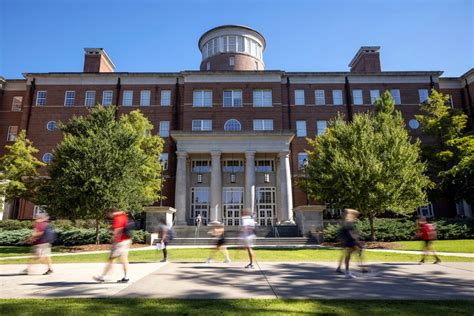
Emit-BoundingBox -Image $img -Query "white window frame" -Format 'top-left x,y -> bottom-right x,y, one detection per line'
370,90 -> 380,104
224,119 -> 242,131
193,90 -> 213,107
253,90 -> 272,107
223,159 -> 244,173
229,56 -> 235,66
160,90 -> 171,106
102,91 -> 113,106
42,153 -> 53,164
223,90 -> 242,107
253,119 -> 273,131
140,90 -> 151,106
294,90 -> 305,105
391,89 -> 401,105
64,91 -> 75,107
419,89 -> 429,103
352,89 -> 363,105
160,153 -> 169,170
256,186 -> 276,226
417,203 -> 434,218
192,160 -> 212,173
192,119 -> 212,131
123,90 -> 133,106
298,152 -> 308,170
190,187 -> 210,225
46,121 -> 57,131
255,159 -> 275,172
317,120 -> 327,135
332,90 -> 343,105
11,96 -> 23,111
315,90 -> 325,105
296,120 -> 307,137
7,126 -> 18,142
36,91 -> 47,106
85,91 -> 96,107
159,121 -> 170,138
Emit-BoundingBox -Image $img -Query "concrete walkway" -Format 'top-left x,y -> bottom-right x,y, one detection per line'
1,261 -> 473,299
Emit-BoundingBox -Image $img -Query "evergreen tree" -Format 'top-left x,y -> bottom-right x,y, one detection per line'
304,91 -> 431,240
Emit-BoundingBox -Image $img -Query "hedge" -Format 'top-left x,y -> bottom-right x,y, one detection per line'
0,228 -> 149,246
0,219 -> 109,231
323,218 -> 474,242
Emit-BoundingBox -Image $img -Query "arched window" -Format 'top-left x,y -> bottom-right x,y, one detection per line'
224,119 -> 241,131
42,153 -> 53,164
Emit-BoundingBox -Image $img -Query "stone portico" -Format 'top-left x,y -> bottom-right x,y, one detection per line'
171,131 -> 295,226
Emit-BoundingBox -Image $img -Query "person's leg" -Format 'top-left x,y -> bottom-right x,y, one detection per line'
220,246 -> 231,262
344,247 -> 354,272
420,241 -> 428,263
427,241 -> 441,263
245,246 -> 254,268
207,247 -> 217,262
336,249 -> 344,272
162,241 -> 168,261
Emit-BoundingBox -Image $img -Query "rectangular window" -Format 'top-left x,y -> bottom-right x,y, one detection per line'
391,89 -> 401,105
294,90 -> 305,105
298,152 -> 308,170
123,90 -> 133,106
7,126 -> 18,142
253,119 -> 273,131
140,90 -> 151,106
223,160 -> 244,172
223,90 -> 242,107
160,90 -> 171,106
419,89 -> 429,103
85,91 -> 96,107
229,57 -> 235,66
255,160 -> 274,172
253,89 -> 272,107
36,91 -> 47,106
159,121 -> 170,137
192,119 -> 212,131
370,90 -> 380,104
296,120 -> 307,137
102,91 -> 113,106
160,153 -> 168,170
64,91 -> 75,106
11,96 -> 23,111
317,120 -> 327,135
352,89 -> 363,105
315,90 -> 325,105
332,90 -> 343,105
192,160 -> 211,173
193,90 -> 213,107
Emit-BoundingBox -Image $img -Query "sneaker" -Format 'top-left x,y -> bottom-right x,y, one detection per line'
93,275 -> 105,282
434,258 -> 442,264
335,268 -> 344,274
160,259 -> 168,263
117,277 -> 129,283
418,259 -> 425,265
244,263 -> 254,269
43,269 -> 53,275
223,259 -> 231,263
21,269 -> 29,275
206,258 -> 213,263
345,272 -> 357,279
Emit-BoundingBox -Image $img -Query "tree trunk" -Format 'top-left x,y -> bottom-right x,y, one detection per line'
369,215 -> 375,241
95,218 -> 100,245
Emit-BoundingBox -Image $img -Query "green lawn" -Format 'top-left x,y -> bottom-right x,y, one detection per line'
1,299 -> 472,315
393,240 -> 474,253
1,246 -> 473,264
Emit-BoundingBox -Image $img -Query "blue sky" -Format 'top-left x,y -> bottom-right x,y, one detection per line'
1,0 -> 473,79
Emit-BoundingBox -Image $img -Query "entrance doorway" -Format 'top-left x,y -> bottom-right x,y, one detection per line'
223,187 -> 244,226
256,187 -> 276,226
191,187 -> 209,225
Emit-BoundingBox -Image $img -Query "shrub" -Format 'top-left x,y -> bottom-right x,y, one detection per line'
0,229 -> 32,245
0,219 -> 109,231
0,220 -> 33,230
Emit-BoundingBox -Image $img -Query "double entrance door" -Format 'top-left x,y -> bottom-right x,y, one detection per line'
223,187 -> 243,226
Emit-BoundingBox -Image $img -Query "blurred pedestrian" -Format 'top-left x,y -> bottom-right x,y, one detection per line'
158,218 -> 175,262
94,208 -> 131,283
241,208 -> 256,269
23,213 -> 55,275
206,223 -> 231,263
416,216 -> 441,264
195,214 -> 202,227
335,208 -> 362,278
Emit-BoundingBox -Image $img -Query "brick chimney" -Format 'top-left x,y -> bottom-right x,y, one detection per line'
349,46 -> 381,72
83,48 -> 115,73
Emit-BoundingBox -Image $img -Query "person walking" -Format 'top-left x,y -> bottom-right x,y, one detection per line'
335,209 -> 362,278
241,208 -> 256,269
158,218 -> 172,262
94,208 -> 131,283
206,223 -> 231,263
416,216 -> 441,264
23,213 -> 54,275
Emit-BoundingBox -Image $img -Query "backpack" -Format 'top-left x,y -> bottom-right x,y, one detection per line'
123,220 -> 135,239
43,224 -> 57,244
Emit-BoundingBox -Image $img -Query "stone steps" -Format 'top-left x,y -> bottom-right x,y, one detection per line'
152,237 -> 318,246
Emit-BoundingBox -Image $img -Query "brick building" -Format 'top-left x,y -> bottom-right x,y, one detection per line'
1,25 -> 473,222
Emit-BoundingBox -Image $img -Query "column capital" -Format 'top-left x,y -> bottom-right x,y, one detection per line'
176,151 -> 188,158
210,150 -> 221,157
278,151 -> 290,158
245,150 -> 256,158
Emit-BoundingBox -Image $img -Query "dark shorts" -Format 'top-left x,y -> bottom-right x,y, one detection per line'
342,240 -> 358,248
216,237 -> 226,247
423,240 -> 433,247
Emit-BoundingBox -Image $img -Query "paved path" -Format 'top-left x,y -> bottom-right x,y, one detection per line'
1,261 -> 473,299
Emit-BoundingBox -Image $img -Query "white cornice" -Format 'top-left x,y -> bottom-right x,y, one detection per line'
4,81 -> 27,91
184,73 -> 282,83
439,79 -> 462,89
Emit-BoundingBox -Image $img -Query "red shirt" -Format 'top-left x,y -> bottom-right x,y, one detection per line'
34,222 -> 48,245
112,212 -> 129,242
419,223 -> 432,241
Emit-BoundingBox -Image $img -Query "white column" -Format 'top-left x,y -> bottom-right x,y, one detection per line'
210,150 -> 222,223
279,151 -> 294,224
174,151 -> 188,225
245,151 -> 256,216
